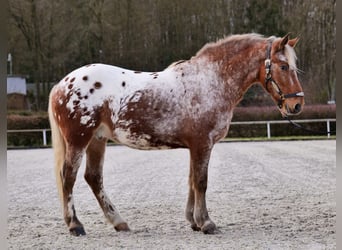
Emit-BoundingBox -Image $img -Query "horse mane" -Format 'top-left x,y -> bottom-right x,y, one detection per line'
195,33 -> 265,57
167,59 -> 187,68
195,33 -> 298,72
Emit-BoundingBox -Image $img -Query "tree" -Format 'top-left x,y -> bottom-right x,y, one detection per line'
8,0 -> 336,110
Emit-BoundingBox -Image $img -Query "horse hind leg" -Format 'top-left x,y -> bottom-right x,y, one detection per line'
62,146 -> 86,236
49,101 -> 86,235
84,136 -> 130,232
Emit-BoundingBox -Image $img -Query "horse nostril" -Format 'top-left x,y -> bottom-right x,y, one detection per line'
294,103 -> 301,113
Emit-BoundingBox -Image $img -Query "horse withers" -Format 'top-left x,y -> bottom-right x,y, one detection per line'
48,33 -> 304,235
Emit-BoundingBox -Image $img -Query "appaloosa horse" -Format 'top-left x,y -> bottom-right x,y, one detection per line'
48,33 -> 304,235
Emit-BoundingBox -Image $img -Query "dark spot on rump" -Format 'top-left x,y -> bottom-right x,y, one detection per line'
70,77 -> 76,82
89,88 -> 94,94
84,95 -> 88,99
68,84 -> 73,89
109,205 -> 114,212
94,82 -> 102,89
65,77 -> 69,82
73,100 -> 80,106
122,81 -> 126,87
153,76 -> 157,79
122,72 -> 125,74
82,76 -> 88,81
134,71 -> 142,74
182,73 -> 185,77
76,91 -> 81,97
83,107 -> 88,112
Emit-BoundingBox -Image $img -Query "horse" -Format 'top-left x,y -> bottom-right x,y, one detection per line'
48,33 -> 304,236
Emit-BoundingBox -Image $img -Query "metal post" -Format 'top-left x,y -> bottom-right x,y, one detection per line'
327,120 -> 330,138
8,53 -> 13,75
267,122 -> 271,139
42,129 -> 47,146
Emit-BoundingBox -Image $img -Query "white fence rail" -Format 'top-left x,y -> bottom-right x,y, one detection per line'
7,118 -> 336,146
230,118 -> 336,139
7,129 -> 50,146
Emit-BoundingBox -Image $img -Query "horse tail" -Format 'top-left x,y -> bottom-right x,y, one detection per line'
48,88 -> 65,202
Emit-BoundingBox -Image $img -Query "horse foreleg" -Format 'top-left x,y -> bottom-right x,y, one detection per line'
188,145 -> 217,234
185,168 -> 201,231
62,147 -> 86,236
84,137 -> 130,232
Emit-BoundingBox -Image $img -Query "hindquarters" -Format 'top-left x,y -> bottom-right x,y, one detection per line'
48,84 -> 109,195
49,84 -> 130,234
48,85 -> 101,235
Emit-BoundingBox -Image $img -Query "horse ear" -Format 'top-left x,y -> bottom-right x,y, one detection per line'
288,37 -> 300,48
277,33 -> 290,51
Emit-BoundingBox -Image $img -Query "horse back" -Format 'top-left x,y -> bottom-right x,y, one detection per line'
49,63 -> 230,150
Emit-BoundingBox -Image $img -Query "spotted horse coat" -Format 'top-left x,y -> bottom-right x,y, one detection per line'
49,33 -> 304,235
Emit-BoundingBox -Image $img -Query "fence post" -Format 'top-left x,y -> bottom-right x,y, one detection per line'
42,129 -> 47,146
267,122 -> 271,139
327,120 -> 330,138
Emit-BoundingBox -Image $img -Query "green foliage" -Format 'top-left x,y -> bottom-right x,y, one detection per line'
7,113 -> 50,147
232,104 -> 336,121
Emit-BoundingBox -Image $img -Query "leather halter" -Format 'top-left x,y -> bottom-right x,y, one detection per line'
265,41 -> 304,108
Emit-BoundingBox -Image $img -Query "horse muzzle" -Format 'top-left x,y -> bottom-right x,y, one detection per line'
280,100 -> 304,117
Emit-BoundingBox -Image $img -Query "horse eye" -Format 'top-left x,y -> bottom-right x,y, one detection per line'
280,65 -> 289,71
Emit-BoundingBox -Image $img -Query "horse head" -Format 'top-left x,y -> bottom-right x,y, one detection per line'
260,33 -> 304,117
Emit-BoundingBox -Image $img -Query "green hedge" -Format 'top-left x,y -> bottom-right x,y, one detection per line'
7,113 -> 50,147
7,104 -> 336,147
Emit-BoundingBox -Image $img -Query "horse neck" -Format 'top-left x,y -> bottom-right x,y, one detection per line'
196,40 -> 268,108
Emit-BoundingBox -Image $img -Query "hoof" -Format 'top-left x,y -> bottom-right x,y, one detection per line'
114,222 -> 130,232
191,224 -> 201,231
201,221 -> 217,234
69,226 -> 86,236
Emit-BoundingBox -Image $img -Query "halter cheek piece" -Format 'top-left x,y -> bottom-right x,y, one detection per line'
265,41 -> 304,109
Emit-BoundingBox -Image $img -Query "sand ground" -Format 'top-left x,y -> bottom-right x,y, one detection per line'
7,140 -> 335,249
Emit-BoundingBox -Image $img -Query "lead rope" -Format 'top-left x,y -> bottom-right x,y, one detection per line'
285,116 -> 335,136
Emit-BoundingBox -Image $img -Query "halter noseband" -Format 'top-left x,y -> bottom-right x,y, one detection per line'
265,41 -> 304,108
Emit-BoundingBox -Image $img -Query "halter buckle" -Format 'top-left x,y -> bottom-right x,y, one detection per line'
264,59 -> 271,67
264,59 -> 271,76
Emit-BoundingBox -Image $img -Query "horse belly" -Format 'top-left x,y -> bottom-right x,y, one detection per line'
113,126 -> 176,150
